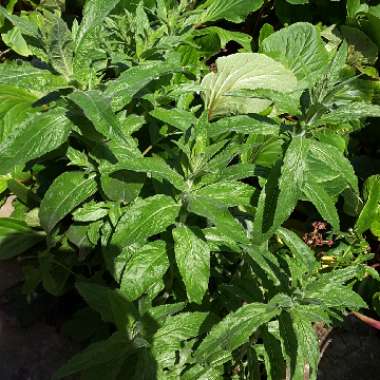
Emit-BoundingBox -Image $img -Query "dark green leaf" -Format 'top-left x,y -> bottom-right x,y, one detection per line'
105,61 -> 182,111
0,109 -> 72,175
0,218 -> 45,260
195,303 -> 279,366
173,226 -> 210,304
39,171 -> 97,232
111,195 -> 180,248
120,240 -> 169,301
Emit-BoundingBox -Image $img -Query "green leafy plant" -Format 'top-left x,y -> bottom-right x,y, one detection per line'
1,1 -> 380,379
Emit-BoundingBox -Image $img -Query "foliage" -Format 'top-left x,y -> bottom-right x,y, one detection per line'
0,0 -> 380,379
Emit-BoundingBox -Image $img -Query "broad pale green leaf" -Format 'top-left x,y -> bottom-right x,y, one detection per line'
0,109 -> 72,175
302,177 -> 340,230
195,303 -> 279,366
69,90 -> 128,142
73,0 -> 121,82
262,22 -> 329,87
355,175 -> 380,234
120,240 -> 169,301
106,61 -> 182,111
192,181 -> 254,207
253,135 -> 310,243
279,310 -> 319,380
0,218 -> 45,260
39,171 -> 97,232
198,0 -> 264,23
53,332 -> 135,380
208,115 -> 280,138
111,195 -> 180,248
111,156 -> 186,191
202,53 -> 298,119
76,282 -> 138,331
0,61 -> 67,93
227,88 -> 301,115
173,226 -> 210,304
150,107 -> 196,132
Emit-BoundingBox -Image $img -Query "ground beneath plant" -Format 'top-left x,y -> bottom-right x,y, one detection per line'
1,260 -> 380,380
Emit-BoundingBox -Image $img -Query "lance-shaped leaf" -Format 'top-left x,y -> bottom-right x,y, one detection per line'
201,53 -> 298,119
111,195 -> 180,248
188,196 -> 249,244
195,303 -> 279,366
253,135 -> 310,243
106,61 -> 183,111
0,6 -> 39,36
0,218 -> 45,260
120,240 -> 169,301
76,282 -> 138,331
192,181 -> 254,207
307,139 -> 358,192
208,115 -> 280,138
53,332 -> 137,380
276,227 -> 317,276
197,0 -> 264,23
111,156 -> 186,191
173,226 -> 210,304
150,107 -> 197,132
69,90 -> 128,142
73,0 -> 121,81
279,310 -> 320,380
153,312 -> 211,368
302,177 -> 340,231
262,22 -> 329,87
0,61 -> 67,93
0,109 -> 72,175
43,12 -> 74,80
355,175 -> 380,234
0,85 -> 40,141
319,102 -> 380,125
39,171 -> 97,232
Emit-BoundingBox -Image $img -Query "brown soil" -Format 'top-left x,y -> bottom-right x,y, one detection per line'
0,260 -> 77,380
